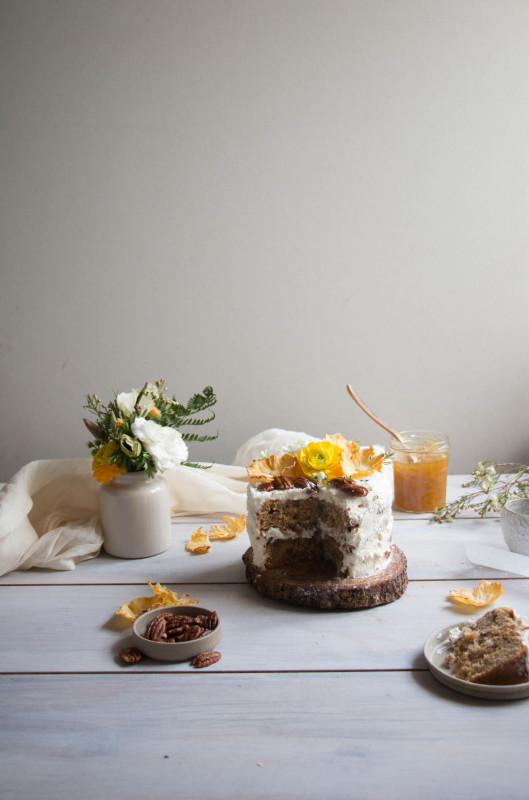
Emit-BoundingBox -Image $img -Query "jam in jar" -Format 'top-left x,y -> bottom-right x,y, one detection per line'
390,431 -> 449,513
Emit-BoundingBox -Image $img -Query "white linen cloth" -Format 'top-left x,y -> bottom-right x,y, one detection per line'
0,428 -> 314,577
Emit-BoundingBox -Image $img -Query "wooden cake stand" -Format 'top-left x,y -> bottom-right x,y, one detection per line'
242,545 -> 408,610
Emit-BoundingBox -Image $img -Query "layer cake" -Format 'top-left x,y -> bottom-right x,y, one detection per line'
242,434 -> 407,609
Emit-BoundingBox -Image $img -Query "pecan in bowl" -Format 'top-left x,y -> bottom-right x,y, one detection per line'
131,605 -> 221,662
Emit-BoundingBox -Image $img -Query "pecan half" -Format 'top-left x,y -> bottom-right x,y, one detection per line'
191,650 -> 222,668
176,624 -> 204,642
257,481 -> 276,492
207,611 -> 219,630
165,626 -> 185,637
329,477 -> 369,496
291,477 -> 317,492
273,475 -> 294,490
119,647 -> 143,664
170,614 -> 196,626
257,475 -> 317,492
165,615 -> 196,636
145,614 -> 169,641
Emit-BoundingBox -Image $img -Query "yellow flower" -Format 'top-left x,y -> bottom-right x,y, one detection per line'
296,440 -> 343,479
92,442 -> 127,483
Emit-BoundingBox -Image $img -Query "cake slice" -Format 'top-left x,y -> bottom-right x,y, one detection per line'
443,607 -> 529,685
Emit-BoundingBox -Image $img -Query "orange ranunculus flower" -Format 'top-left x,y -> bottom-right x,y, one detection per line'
92,442 -> 127,483
296,440 -> 343,480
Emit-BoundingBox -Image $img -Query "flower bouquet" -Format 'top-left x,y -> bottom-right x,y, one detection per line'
83,380 -> 217,482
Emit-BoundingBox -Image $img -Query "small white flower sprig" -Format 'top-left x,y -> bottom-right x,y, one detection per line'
431,460 -> 529,523
83,380 -> 217,482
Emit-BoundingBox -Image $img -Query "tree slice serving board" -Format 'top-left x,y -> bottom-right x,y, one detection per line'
242,544 -> 408,610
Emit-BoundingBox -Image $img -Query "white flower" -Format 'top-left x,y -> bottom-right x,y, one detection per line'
117,384 -> 158,417
489,494 -> 500,511
131,417 -> 188,471
282,438 -> 314,455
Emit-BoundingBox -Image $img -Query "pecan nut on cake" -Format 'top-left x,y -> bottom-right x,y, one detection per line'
242,434 -> 408,609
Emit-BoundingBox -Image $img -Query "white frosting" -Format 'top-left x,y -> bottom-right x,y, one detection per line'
246,463 -> 393,579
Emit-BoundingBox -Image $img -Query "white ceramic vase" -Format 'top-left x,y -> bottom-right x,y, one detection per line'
99,472 -> 171,559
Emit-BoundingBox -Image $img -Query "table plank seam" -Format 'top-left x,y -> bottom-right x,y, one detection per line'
1,576 -> 526,587
0,667 -> 431,676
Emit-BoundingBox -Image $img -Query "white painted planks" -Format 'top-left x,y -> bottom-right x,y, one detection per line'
1,580 -> 528,674
0,508 -> 509,588
1,672 -> 526,800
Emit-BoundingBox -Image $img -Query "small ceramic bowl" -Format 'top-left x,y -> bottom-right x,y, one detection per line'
501,499 -> 529,556
132,605 -> 222,662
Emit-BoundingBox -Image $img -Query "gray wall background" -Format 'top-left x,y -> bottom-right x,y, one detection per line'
1,0 -> 528,480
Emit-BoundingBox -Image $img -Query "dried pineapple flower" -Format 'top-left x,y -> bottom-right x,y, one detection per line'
448,579 -> 504,607
115,580 -> 198,621
247,453 -> 299,481
209,514 -> 246,540
340,444 -> 385,478
186,527 -> 212,554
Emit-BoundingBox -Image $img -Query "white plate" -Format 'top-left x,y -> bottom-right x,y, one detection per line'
424,623 -> 529,700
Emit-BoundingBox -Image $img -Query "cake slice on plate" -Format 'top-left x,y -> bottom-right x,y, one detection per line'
443,607 -> 529,685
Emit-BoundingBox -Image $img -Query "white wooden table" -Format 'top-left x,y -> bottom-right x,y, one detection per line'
1,476 -> 528,800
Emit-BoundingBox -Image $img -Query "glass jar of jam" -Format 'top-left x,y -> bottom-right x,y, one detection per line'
390,431 -> 450,513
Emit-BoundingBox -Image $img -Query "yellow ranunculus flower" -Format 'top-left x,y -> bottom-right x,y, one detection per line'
92,442 -> 127,483
296,440 -> 343,479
